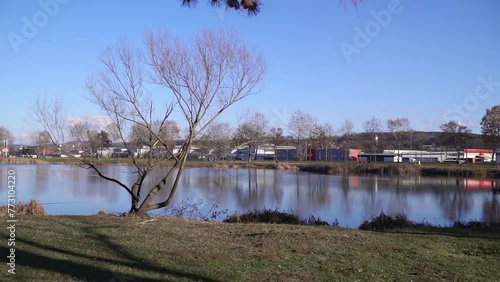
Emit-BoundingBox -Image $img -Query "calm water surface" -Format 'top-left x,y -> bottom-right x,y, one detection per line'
1,165 -> 499,228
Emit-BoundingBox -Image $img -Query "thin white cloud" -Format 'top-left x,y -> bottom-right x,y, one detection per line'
65,115 -> 113,130
12,132 -> 31,145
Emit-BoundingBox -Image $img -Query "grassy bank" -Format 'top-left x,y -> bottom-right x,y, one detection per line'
0,215 -> 499,281
2,157 -> 499,177
299,162 -> 500,178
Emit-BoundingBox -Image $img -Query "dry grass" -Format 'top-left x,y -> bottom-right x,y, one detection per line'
97,209 -> 107,216
274,162 -> 300,170
0,199 -> 46,216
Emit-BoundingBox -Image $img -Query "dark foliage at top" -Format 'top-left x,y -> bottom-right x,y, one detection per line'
181,0 -> 364,16
181,0 -> 262,16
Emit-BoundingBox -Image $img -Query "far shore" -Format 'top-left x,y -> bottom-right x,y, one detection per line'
2,157 -> 500,178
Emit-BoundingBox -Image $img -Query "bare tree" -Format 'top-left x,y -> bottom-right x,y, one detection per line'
32,28 -> 266,217
362,116 -> 382,136
386,117 -> 411,162
127,120 -> 179,158
106,123 -> 121,142
309,123 -> 334,161
338,119 -> 355,162
197,121 -> 233,160
438,120 -> 471,165
156,120 -> 180,148
269,127 -> 285,146
269,126 -> 285,163
70,122 -> 96,156
0,126 -> 14,157
480,105 -> 500,163
233,112 -> 268,161
288,110 -> 317,162
362,116 -> 382,160
68,122 -> 111,159
31,130 -> 51,157
31,95 -> 66,146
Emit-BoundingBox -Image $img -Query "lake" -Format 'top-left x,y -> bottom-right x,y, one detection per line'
1,164 -> 499,228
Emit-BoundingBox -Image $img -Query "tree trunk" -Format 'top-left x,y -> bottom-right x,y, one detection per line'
247,144 -> 252,163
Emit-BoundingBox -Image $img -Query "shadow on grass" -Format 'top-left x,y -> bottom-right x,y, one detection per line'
12,217 -> 221,282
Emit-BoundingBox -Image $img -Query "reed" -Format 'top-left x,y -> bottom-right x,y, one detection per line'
0,199 -> 46,216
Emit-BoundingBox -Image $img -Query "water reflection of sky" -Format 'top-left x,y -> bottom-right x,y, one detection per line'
0,165 -> 498,228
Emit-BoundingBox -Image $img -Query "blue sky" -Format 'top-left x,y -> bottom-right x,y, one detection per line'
1,0 -> 499,144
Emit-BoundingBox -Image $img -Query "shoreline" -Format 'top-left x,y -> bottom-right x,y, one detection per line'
1,157 -> 499,178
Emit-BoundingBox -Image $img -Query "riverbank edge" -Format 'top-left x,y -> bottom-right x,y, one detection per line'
2,157 -> 500,178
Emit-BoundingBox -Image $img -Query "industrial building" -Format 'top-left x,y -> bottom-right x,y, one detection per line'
358,149 -> 496,163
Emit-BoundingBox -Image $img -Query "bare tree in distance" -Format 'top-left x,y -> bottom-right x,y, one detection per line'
269,127 -> 285,146
480,105 -> 500,163
129,120 -> 180,158
68,120 -> 113,158
362,116 -> 382,160
180,0 -> 364,16
31,95 -> 66,146
439,120 -> 471,166
269,126 -> 285,163
106,123 -> 121,142
30,130 -> 51,157
233,111 -> 268,162
338,119 -> 355,162
310,123 -> 334,161
0,126 -> 14,156
197,120 -> 233,160
386,117 -> 411,162
362,116 -> 382,136
288,110 -> 317,162
32,28 -> 266,217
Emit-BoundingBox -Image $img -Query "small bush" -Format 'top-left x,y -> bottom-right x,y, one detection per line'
19,199 -> 46,215
0,199 -> 46,216
224,208 -> 302,224
305,215 -> 330,226
359,212 -> 415,231
97,209 -> 107,216
224,209 -> 336,226
453,220 -> 500,229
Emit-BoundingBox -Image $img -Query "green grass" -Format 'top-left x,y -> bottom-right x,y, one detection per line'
1,215 -> 499,281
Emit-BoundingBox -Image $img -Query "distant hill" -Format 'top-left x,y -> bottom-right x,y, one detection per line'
346,131 -> 488,152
